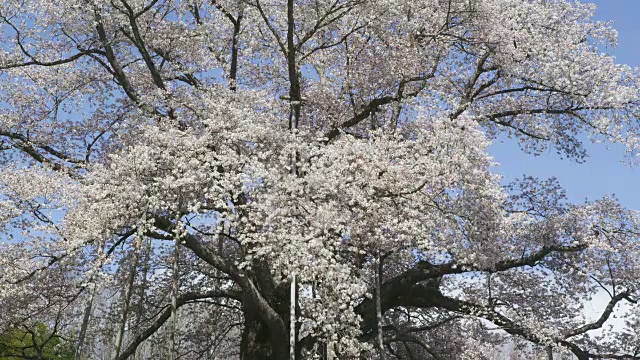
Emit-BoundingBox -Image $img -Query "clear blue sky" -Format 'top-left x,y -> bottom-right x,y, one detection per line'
489,0 -> 640,208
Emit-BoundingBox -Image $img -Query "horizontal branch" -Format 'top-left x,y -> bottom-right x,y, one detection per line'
357,243 -> 588,338
0,49 -> 104,70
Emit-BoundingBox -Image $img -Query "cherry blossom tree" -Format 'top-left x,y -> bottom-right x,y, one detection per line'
1,0 -> 640,359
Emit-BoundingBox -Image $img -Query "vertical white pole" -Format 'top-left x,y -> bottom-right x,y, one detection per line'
376,253 -> 384,360
169,236 -> 179,360
326,342 -> 334,360
290,273 -> 296,360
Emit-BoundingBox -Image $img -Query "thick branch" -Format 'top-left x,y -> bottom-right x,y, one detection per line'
562,290 -> 633,338
119,0 -> 166,90
357,244 -> 587,337
152,216 -> 289,358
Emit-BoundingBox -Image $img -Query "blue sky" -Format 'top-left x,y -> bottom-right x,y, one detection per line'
489,0 -> 640,208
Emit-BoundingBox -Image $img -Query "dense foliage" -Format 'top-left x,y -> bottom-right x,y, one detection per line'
1,0 -> 640,359
0,323 -> 74,360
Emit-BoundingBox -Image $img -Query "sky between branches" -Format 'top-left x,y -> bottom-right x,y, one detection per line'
490,0 -> 640,208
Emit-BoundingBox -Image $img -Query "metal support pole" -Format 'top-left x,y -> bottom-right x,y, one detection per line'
290,273 -> 296,360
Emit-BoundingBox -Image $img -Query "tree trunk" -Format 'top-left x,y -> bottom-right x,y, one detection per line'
114,235 -> 144,359
133,237 -> 152,360
546,346 -> 553,360
229,11 -> 243,91
75,286 -> 95,360
240,312 -> 277,360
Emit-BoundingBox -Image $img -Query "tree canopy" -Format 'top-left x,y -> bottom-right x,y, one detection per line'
1,0 -> 640,359
0,323 -> 74,360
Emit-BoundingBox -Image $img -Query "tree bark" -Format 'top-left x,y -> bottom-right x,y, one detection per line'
230,11 -> 243,91
240,309 -> 278,360
114,235 -> 144,359
74,286 -> 95,360
133,237 -> 152,360
546,346 -> 553,360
